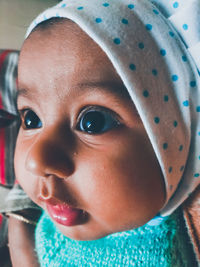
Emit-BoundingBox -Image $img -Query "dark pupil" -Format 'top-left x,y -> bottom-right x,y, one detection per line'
24,110 -> 41,129
82,111 -> 105,133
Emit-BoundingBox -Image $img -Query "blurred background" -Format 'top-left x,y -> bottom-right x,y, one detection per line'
0,0 -> 58,50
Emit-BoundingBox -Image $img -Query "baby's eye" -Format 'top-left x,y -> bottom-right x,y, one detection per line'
20,109 -> 42,129
77,107 -> 120,134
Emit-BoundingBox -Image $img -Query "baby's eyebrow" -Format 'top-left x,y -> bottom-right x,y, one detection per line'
77,81 -> 131,100
16,81 -> 131,101
16,88 -> 35,100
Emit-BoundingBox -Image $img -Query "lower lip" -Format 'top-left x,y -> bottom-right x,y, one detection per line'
46,203 -> 85,227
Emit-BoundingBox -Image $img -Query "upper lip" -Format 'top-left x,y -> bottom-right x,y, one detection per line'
39,196 -> 66,206
38,195 -> 78,209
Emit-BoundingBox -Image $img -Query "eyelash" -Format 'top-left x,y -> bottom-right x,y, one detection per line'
18,106 -> 121,135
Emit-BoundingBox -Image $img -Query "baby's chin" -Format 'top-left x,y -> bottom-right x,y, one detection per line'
52,216 -> 149,241
49,217 -> 111,241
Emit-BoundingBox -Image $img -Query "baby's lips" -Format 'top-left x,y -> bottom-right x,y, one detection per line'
46,202 -> 85,226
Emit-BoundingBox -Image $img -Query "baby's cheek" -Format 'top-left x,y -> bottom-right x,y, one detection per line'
75,157 -> 146,229
14,136 -> 35,199
91,135 -> 164,227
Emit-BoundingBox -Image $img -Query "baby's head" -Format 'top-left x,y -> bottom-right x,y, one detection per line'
15,17 -> 165,240
14,0 -> 200,241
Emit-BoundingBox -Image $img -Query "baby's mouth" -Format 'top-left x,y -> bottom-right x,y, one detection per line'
46,201 -> 87,227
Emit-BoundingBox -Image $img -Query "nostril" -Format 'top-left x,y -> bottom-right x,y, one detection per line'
38,175 -> 65,202
39,178 -> 52,200
38,194 -> 60,206
40,185 -> 50,199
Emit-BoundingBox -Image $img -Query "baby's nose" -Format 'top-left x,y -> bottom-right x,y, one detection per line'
25,131 -> 74,179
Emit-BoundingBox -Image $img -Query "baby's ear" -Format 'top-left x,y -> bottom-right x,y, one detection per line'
0,109 -> 18,128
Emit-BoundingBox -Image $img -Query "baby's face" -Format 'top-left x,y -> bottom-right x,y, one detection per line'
15,21 -> 165,240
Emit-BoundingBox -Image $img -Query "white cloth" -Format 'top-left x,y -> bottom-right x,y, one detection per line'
26,0 -> 200,216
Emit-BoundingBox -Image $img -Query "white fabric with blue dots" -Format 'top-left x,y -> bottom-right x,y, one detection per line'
26,0 -> 200,217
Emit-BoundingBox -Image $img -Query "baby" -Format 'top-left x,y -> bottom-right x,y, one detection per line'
8,0 -> 200,265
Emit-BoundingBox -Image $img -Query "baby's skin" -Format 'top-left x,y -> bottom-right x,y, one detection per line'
14,19 -> 165,242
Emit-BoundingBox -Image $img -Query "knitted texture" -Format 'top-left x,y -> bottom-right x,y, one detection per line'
35,209 -> 193,266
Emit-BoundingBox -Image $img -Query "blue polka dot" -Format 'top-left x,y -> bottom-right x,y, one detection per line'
169,167 -> 173,173
95,18 -> 102,23
129,63 -> 136,71
113,38 -> 121,45
180,165 -> 185,172
163,143 -> 168,150
173,121 -> 178,127
198,155 -> 200,160
194,173 -> 200,178
182,55 -> 187,62
154,117 -> 160,124
190,81 -> 196,87
146,24 -> 153,31
173,2 -> 179,8
198,131 -> 200,136
183,100 -> 189,107
172,74 -> 178,81
152,69 -> 158,76
179,145 -> 183,151
153,9 -> 159,14
56,13 -> 60,17
164,95 -> 169,102
103,3 -> 109,7
169,31 -> 175,37
160,49 -> 166,56
77,6 -> 84,10
138,42 -> 144,49
197,106 -> 200,112
128,4 -> 134,9
143,90 -> 149,97
183,24 -> 188,30
122,18 -> 128,24
61,3 -> 66,8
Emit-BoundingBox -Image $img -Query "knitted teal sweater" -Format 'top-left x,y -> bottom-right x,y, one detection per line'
35,209 -> 193,266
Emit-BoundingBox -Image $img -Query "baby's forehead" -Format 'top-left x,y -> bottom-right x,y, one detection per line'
24,18 -> 107,65
19,20 -> 131,102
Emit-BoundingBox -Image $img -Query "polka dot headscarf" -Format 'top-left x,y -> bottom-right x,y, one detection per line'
26,0 -> 200,216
